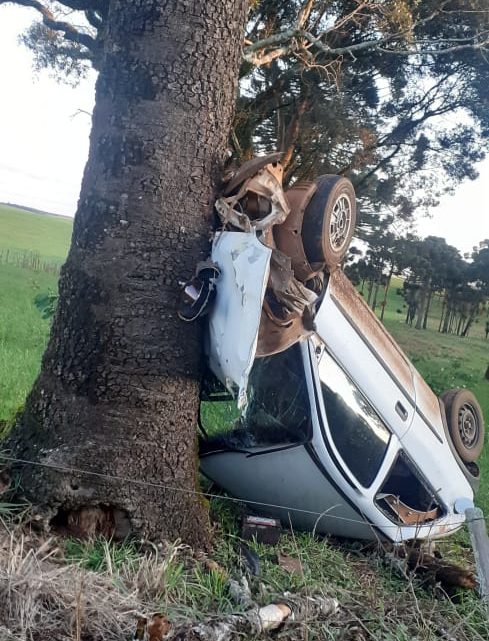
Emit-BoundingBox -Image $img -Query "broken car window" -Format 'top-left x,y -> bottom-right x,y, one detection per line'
243,343 -> 310,446
375,452 -> 441,525
200,344 -> 310,452
319,351 -> 390,488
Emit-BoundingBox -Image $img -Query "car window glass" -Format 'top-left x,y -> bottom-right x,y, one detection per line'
200,344 -> 310,452
319,351 -> 390,487
243,343 -> 310,445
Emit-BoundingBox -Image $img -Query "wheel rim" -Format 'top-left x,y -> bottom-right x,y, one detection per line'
329,194 -> 352,252
458,403 -> 480,449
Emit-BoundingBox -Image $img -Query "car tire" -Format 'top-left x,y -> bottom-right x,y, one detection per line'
440,388 -> 458,411
301,175 -> 357,271
443,389 -> 485,462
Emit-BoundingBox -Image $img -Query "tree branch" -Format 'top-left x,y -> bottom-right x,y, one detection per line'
48,0 -> 105,11
0,0 -> 98,52
244,27 -> 489,66
378,39 -> 489,57
296,0 -> 315,30
243,1 -> 489,67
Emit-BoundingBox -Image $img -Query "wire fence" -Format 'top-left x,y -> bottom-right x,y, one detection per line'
0,247 -> 63,275
0,453 -> 473,532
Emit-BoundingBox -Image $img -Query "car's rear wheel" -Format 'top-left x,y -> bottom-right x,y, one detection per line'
301,175 -> 356,271
442,389 -> 485,462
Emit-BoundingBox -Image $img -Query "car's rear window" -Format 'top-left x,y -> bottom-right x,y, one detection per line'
319,351 -> 390,487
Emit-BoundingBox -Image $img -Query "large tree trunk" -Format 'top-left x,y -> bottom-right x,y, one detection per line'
7,0 -> 248,548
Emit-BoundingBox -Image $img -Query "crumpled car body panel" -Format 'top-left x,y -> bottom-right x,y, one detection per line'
206,231 -> 272,408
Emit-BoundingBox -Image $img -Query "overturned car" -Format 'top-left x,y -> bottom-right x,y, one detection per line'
194,155 -> 485,543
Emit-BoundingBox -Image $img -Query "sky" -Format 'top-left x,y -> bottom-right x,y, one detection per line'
0,5 -> 488,254
0,7 -> 96,216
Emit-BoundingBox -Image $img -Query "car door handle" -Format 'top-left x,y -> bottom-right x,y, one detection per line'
395,401 -> 408,421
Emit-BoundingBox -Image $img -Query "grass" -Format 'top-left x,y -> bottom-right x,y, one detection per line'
0,264 -> 59,422
0,203 -> 72,260
63,537 -> 143,572
200,400 -> 240,436
1,498 -> 487,641
1,502 -> 481,640
0,205 -> 72,423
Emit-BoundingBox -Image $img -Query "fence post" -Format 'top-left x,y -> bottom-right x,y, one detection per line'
466,507 -> 489,610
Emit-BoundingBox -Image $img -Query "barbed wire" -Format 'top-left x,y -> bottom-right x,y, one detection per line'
0,453 -> 475,532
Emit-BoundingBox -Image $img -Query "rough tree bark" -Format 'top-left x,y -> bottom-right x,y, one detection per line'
7,0 -> 249,548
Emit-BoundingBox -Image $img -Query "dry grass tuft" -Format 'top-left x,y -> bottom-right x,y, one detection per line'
0,516 -> 488,641
0,531 -> 183,641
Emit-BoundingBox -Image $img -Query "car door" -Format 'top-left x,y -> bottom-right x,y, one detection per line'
314,270 -> 415,439
200,341 -> 376,539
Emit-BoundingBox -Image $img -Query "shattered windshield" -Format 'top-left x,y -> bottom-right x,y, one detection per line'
243,343 -> 311,445
201,343 -> 311,452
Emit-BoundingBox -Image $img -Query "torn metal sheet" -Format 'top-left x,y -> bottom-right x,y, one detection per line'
207,231 -> 272,408
256,307 -> 312,357
268,249 -> 317,316
252,249 -> 317,357
378,494 -> 440,525
222,153 -> 283,196
215,166 -> 290,232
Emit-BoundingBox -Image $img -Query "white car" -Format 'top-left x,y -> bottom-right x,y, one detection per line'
198,162 -> 484,543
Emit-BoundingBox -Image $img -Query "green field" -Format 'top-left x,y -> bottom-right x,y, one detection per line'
0,204 -> 72,422
379,274 -> 488,341
0,204 -> 72,259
